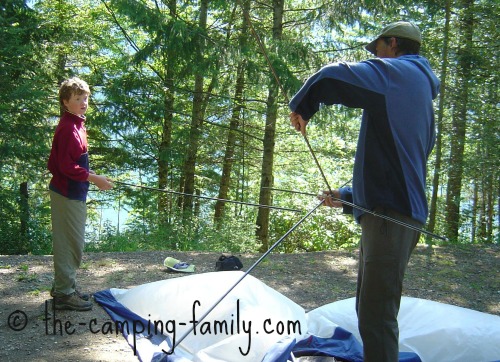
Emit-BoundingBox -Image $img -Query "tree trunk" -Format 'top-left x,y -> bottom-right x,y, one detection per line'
157,75 -> 175,223
256,83 -> 278,251
183,75 -> 205,214
471,178 -> 478,243
497,175 -> 500,244
485,174 -> 494,243
256,0 -> 283,251
158,87 -> 174,220
157,0 -> 177,223
483,85 -> 497,244
478,176 -> 486,241
214,63 -> 246,224
182,0 -> 209,215
19,181 -> 29,253
214,0 -> 250,225
426,0 -> 451,244
444,0 -> 474,241
480,160 -> 494,244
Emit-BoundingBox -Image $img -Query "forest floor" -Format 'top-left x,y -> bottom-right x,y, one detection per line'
0,244 -> 498,362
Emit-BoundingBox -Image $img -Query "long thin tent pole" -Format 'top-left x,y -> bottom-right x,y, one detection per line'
265,186 -> 448,242
162,199 -> 325,355
115,181 -> 302,213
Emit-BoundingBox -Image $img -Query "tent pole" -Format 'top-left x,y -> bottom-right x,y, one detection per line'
264,186 -> 448,242
114,180 -> 302,213
162,199 -> 325,355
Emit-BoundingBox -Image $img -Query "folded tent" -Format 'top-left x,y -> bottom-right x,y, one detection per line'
94,271 -> 500,362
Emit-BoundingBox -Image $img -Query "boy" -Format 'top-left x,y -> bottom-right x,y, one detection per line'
48,77 -> 113,311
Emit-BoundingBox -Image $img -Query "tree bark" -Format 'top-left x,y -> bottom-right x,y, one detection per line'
19,182 -> 29,253
444,0 -> 474,241
471,178 -> 478,243
256,83 -> 278,251
182,0 -> 209,215
214,0 -> 250,225
256,0 -> 283,251
157,0 -> 177,223
426,0 -> 451,244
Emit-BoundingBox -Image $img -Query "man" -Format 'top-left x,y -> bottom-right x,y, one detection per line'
289,22 -> 440,361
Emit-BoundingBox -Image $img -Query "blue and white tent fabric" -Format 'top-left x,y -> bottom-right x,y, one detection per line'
94,271 -> 500,362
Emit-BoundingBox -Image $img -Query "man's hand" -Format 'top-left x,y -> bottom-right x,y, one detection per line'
317,189 -> 343,208
289,112 -> 308,136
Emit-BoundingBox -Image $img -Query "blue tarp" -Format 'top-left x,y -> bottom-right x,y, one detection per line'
95,289 -> 172,361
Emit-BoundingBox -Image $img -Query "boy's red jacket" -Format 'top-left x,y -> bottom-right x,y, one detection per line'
48,112 -> 90,201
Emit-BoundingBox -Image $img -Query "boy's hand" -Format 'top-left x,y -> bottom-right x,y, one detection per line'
88,173 -> 113,190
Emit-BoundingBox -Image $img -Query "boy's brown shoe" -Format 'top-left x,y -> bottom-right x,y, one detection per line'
51,287 -> 90,301
54,292 -> 92,311
75,290 -> 91,301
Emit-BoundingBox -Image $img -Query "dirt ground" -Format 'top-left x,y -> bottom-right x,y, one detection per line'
0,244 -> 498,362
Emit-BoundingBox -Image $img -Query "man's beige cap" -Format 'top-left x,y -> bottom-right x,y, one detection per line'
365,21 -> 422,55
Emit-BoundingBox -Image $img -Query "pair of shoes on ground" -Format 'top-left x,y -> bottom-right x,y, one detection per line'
53,290 -> 92,311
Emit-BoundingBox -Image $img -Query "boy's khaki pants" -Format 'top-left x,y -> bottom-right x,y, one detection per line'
50,190 -> 86,296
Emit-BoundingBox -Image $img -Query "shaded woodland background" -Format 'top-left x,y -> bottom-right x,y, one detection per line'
1,0 -> 498,255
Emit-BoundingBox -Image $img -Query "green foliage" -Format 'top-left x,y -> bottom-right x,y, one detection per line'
0,0 -> 497,255
0,182 -> 52,255
86,211 -> 259,253
269,206 -> 360,253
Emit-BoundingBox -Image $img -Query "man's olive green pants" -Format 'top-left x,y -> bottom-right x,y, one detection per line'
357,208 -> 422,362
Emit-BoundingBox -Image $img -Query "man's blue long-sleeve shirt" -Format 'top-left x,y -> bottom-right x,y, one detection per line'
290,55 -> 440,224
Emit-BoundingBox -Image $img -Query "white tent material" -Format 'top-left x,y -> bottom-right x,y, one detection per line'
307,297 -> 500,362
99,271 -> 500,362
109,271 -> 307,362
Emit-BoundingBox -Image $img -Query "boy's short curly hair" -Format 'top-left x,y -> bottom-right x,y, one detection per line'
59,77 -> 91,113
